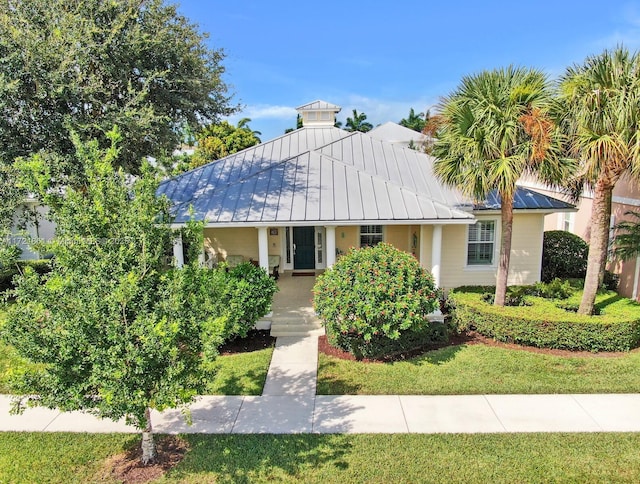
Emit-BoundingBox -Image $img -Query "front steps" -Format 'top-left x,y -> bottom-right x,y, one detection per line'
269,317 -> 325,337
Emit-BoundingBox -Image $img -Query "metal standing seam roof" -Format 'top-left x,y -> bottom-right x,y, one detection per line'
296,100 -> 341,111
158,123 -> 574,226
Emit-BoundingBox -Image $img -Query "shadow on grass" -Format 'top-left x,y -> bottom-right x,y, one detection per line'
209,369 -> 268,396
171,434 -> 353,482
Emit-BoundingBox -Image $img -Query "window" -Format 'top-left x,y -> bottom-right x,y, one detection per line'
562,212 -> 575,232
467,220 -> 495,265
360,225 -> 383,247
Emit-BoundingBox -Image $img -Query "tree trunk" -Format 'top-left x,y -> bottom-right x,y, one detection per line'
494,195 -> 514,306
578,179 -> 613,315
141,407 -> 157,465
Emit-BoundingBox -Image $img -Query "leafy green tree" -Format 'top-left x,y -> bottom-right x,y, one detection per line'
2,129 -> 225,465
189,118 -> 261,169
284,114 -> 304,133
0,0 -> 236,180
433,66 -> 567,306
345,109 -> 374,133
399,108 -> 426,132
556,47 -> 640,315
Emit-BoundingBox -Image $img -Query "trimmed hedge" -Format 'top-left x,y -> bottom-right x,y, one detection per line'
449,286 -> 640,352
541,231 -> 588,282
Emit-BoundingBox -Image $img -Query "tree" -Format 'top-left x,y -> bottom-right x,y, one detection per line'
433,66 -> 567,306
612,211 -> 640,263
556,47 -> 640,315
0,0 -> 237,180
399,108 -> 426,132
2,129 -> 225,465
345,109 -> 373,133
188,118 -> 261,169
284,114 -> 304,133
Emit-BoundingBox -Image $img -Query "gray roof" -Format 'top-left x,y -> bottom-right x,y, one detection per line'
159,120 -> 573,226
296,100 -> 341,112
477,187 -> 575,211
368,121 -> 427,145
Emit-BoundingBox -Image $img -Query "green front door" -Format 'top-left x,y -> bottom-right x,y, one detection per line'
294,226 -> 315,270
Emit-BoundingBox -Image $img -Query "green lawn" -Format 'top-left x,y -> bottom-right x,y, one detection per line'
2,432 -> 640,483
318,343 -> 640,395
206,346 -> 274,395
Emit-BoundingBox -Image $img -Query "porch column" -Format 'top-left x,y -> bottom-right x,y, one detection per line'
172,234 -> 184,269
419,225 -> 429,268
326,225 -> 336,267
257,227 -> 269,272
431,224 -> 443,288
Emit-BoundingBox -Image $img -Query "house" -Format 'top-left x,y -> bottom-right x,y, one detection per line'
521,175 -> 640,300
9,198 -> 56,260
158,100 -> 574,291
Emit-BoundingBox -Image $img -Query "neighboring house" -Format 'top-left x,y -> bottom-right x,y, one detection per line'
368,121 -> 428,150
9,198 -> 56,260
158,100 -> 573,290
521,175 -> 640,300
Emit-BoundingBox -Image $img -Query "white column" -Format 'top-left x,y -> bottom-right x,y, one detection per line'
172,234 -> 184,269
258,227 -> 269,272
419,225 -> 429,268
326,226 -> 336,267
431,224 -> 443,288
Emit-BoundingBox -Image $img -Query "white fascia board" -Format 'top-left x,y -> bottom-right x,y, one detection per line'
169,219 -> 477,229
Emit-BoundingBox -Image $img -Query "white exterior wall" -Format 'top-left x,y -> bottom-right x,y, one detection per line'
11,203 -> 56,260
439,213 -> 545,289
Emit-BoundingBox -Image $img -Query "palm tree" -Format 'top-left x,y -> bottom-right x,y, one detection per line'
612,211 -> 640,262
345,109 -> 373,133
433,66 -> 566,306
399,108 -> 426,132
557,47 -> 640,315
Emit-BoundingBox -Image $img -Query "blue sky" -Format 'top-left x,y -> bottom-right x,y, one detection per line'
176,0 -> 640,140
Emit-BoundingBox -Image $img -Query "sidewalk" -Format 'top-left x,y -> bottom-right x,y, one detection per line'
2,335 -> 640,434
3,393 -> 640,434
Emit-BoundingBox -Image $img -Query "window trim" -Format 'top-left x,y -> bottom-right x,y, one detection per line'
465,218 -> 499,270
359,225 -> 384,248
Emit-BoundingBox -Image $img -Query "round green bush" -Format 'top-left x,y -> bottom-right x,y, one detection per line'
541,230 -> 588,282
313,243 -> 442,359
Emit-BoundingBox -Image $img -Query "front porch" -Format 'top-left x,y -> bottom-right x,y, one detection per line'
176,223 -> 447,287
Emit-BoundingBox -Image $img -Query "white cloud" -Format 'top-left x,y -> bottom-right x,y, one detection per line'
229,104 -> 298,121
336,94 -> 440,126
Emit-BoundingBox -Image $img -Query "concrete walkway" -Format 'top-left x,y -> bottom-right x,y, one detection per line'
3,392 -> 640,434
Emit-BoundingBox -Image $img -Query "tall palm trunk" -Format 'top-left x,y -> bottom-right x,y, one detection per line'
578,179 -> 613,315
495,195 -> 514,306
141,407 -> 157,465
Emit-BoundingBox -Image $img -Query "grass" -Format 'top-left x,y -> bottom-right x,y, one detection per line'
317,343 -> 640,395
2,432 -> 640,482
206,346 -> 274,395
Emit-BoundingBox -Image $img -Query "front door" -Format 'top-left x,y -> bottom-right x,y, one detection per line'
293,226 -> 315,270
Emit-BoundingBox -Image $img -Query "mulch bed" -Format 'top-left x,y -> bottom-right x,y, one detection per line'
318,331 -> 637,362
218,329 -> 276,354
96,435 -> 188,484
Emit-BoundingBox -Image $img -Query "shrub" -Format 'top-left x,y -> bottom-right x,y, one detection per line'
313,243 -> 443,359
0,260 -> 52,293
222,262 -> 279,339
541,231 -> 588,282
209,262 -> 278,341
449,286 -> 640,352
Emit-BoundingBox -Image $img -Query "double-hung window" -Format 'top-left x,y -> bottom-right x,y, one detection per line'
467,220 -> 495,265
360,225 -> 383,247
